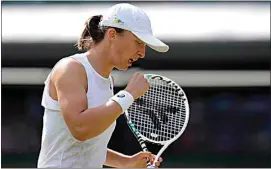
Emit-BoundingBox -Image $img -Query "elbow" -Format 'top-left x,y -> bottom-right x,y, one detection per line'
72,131 -> 88,142
70,125 -> 90,142
71,125 -> 99,142
73,135 -> 88,142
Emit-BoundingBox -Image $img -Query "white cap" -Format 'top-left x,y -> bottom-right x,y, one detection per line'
100,3 -> 169,53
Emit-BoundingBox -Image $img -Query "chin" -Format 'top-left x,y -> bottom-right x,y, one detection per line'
115,65 -> 129,71
118,68 -> 128,71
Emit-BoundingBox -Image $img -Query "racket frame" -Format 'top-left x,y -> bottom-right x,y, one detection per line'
124,74 -> 190,168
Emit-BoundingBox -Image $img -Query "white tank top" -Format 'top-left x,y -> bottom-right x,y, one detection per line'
37,53 -> 116,168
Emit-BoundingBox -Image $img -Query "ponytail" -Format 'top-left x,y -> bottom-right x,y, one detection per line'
77,15 -> 103,51
77,15 -> 125,51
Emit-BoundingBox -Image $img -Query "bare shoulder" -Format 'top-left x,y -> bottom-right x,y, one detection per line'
51,57 -> 87,89
54,57 -> 84,77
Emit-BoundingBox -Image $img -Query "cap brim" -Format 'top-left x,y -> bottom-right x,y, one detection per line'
132,31 -> 169,53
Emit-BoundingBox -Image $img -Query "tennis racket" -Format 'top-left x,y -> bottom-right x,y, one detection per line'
124,74 -> 190,168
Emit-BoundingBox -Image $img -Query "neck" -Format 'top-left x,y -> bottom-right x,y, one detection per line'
86,43 -> 113,79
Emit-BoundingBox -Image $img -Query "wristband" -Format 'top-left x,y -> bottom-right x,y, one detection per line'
110,90 -> 134,114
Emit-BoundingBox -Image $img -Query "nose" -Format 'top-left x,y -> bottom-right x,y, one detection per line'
138,44 -> 146,58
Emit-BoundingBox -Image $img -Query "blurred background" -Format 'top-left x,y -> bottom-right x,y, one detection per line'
1,1 -> 270,168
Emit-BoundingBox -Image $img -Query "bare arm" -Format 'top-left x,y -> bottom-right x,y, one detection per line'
104,149 -> 160,168
104,149 -> 131,168
52,58 -> 123,141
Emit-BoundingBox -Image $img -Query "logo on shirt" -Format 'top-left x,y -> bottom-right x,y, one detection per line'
117,94 -> 125,98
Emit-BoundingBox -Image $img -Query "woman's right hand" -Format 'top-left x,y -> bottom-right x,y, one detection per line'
124,72 -> 150,99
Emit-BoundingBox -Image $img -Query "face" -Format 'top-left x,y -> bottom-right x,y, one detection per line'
106,28 -> 146,70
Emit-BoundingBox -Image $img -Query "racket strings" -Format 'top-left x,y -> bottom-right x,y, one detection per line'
128,78 -> 187,142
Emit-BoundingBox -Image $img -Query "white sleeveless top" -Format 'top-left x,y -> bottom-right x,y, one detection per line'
37,53 -> 116,168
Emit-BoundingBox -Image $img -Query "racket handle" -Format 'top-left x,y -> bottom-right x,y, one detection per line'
143,148 -> 155,168
146,160 -> 155,168
145,152 -> 156,168
147,164 -> 156,168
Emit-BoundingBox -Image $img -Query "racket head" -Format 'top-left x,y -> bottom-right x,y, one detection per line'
125,74 -> 190,145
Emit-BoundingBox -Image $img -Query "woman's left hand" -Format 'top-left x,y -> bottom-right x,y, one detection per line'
124,151 -> 163,168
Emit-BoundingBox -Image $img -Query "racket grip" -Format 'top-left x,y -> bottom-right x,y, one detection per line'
147,164 -> 156,168
146,160 -> 154,168
143,148 -> 153,168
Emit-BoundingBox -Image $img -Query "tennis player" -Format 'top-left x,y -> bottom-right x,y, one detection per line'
37,3 -> 169,168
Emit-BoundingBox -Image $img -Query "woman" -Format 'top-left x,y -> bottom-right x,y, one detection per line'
38,3 -> 169,168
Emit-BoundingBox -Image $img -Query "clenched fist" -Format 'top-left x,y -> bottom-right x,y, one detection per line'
124,72 -> 150,99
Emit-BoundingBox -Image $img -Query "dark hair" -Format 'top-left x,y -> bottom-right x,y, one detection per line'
77,15 -> 125,51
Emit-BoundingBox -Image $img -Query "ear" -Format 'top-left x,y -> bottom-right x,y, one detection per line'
107,28 -> 116,40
